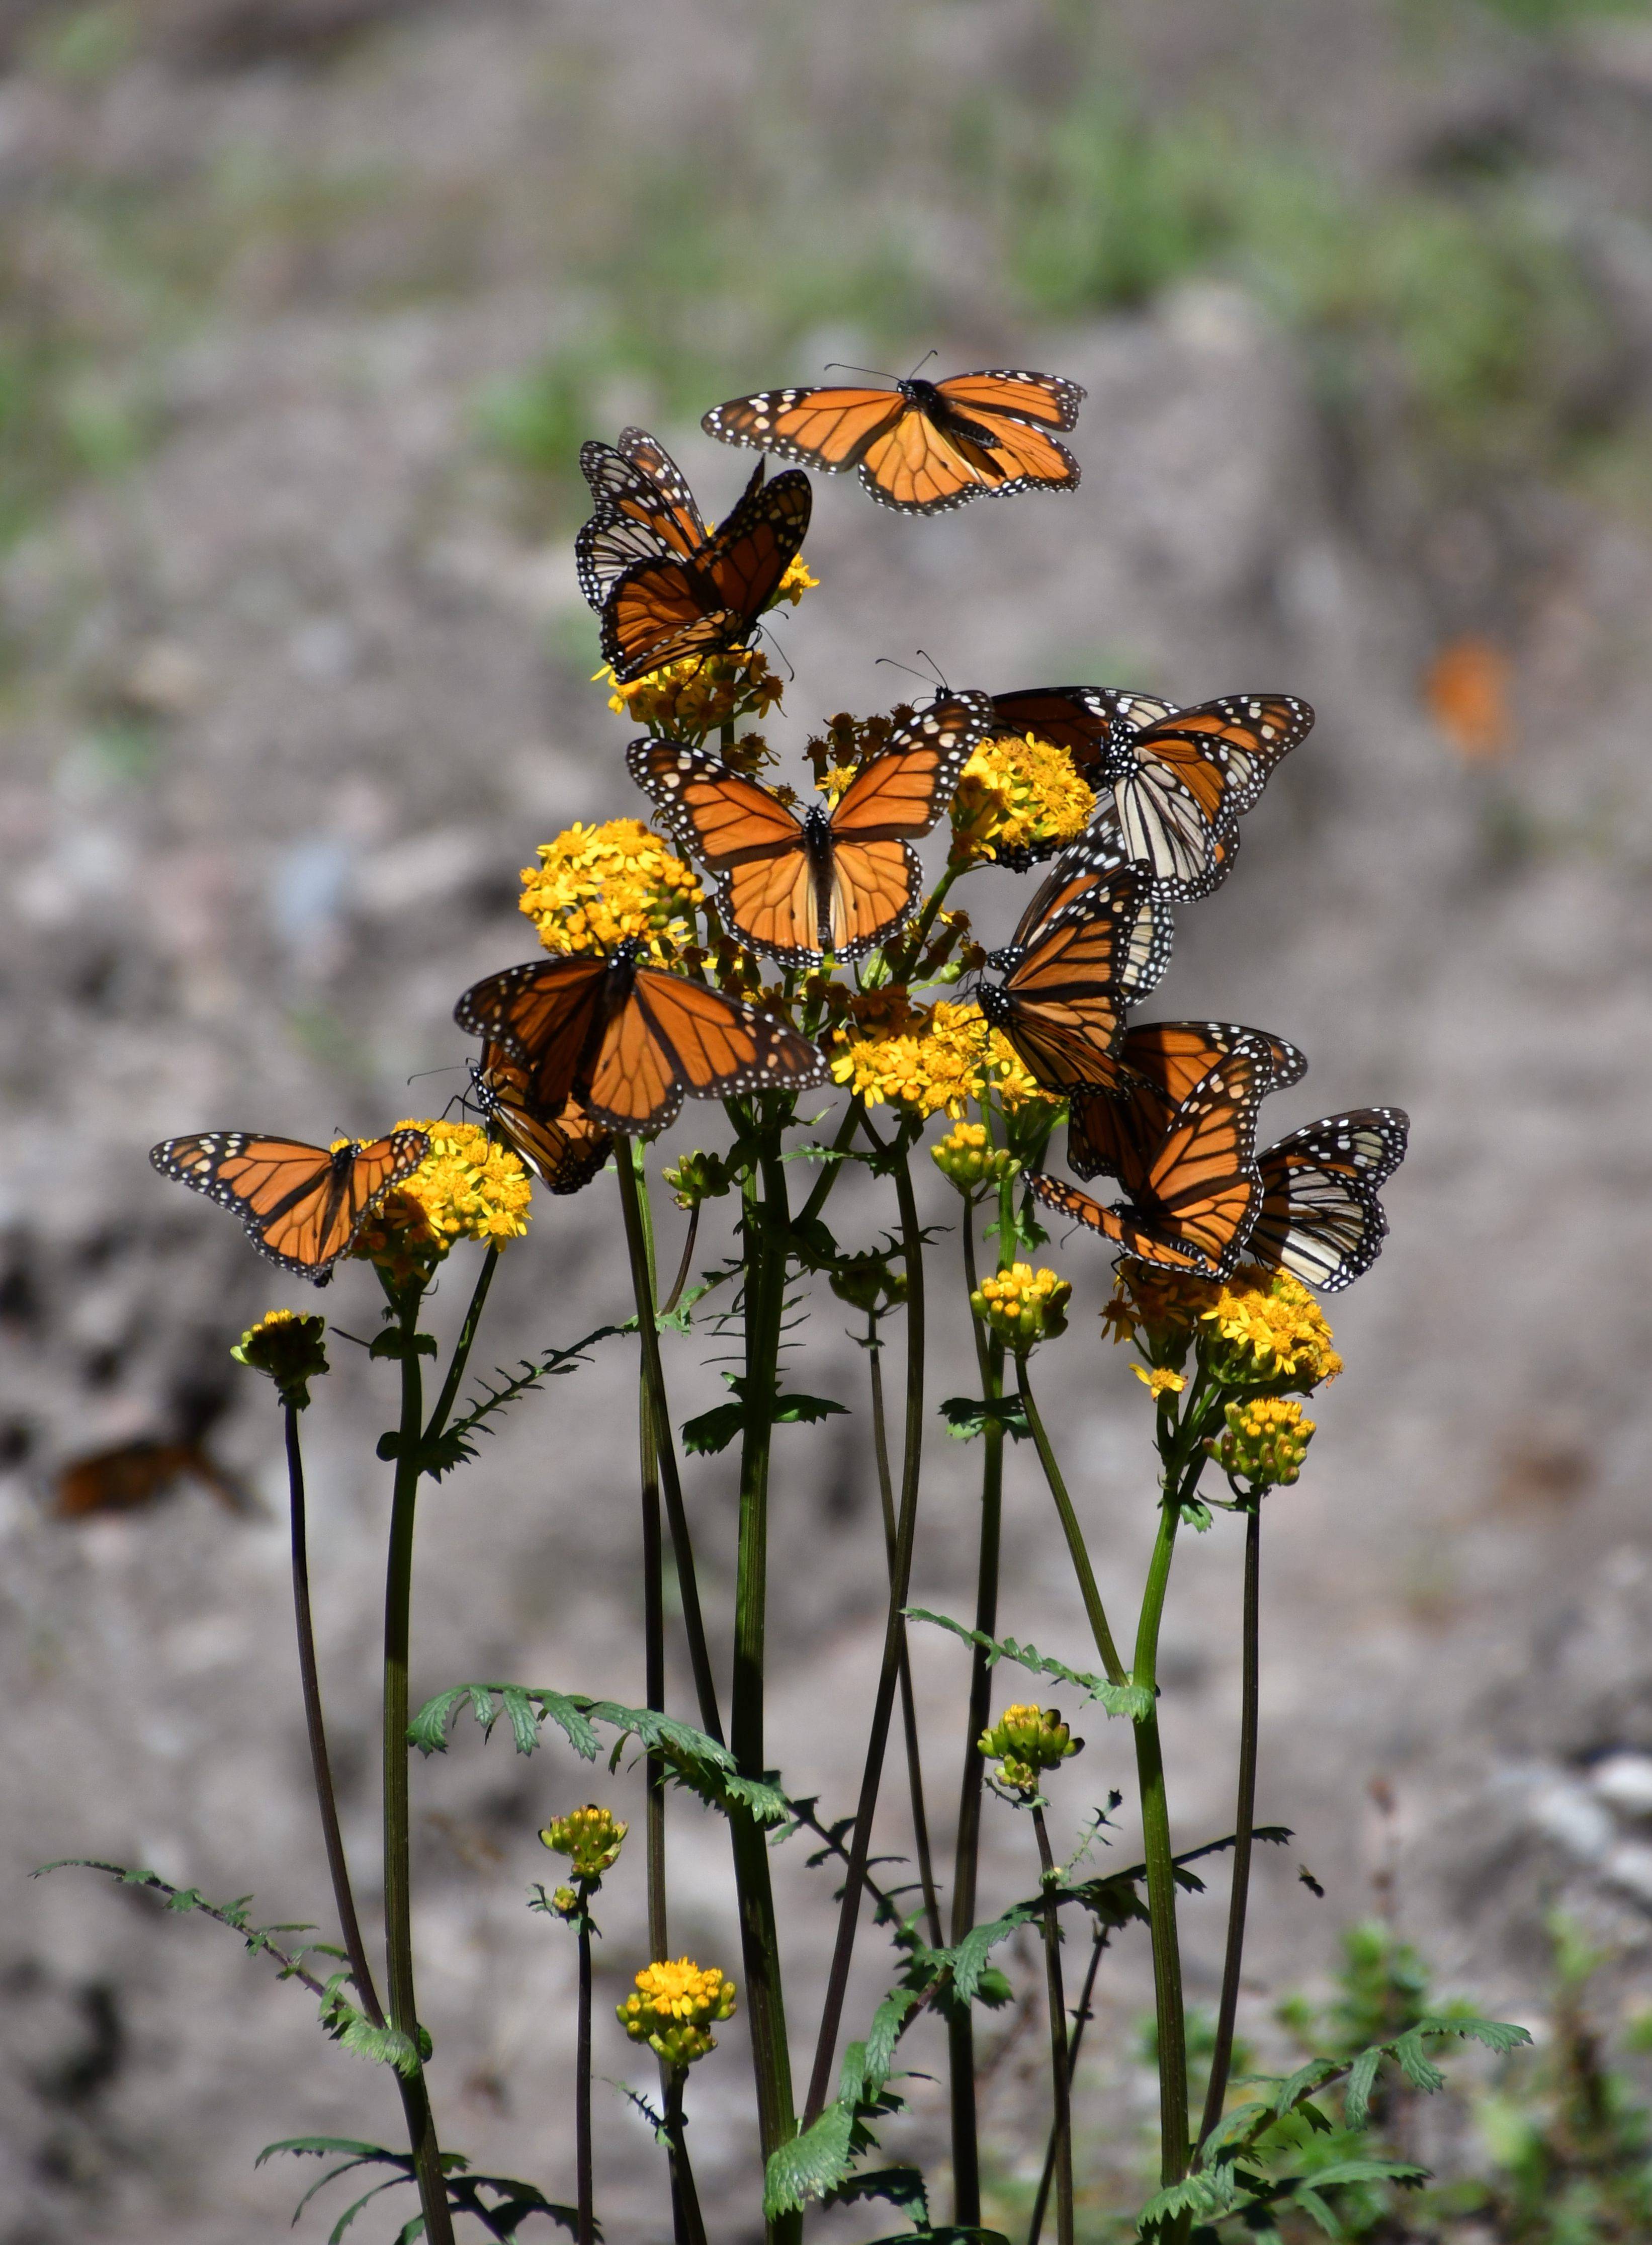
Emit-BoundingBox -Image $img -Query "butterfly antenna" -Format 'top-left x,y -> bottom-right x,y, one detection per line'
822,361 -> 898,384
912,649 -> 950,691
905,348 -> 939,379
406,1064 -> 465,1087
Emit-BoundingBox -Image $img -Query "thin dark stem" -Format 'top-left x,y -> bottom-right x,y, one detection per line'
1031,1807 -> 1074,2245
1016,1358 -> 1127,1688
868,1308 -> 942,1950
422,1243 -> 500,1446
576,1913 -> 594,2245
382,1284 -> 457,2245
283,1402 -> 384,2026
631,1145 -> 671,1967
795,1096 -> 864,1231
615,1146 -> 724,1745
661,1202 -> 700,1317
1027,1928 -> 1108,2245
803,1139 -> 927,2125
1198,1496 -> 1262,2156
664,2071 -> 710,2245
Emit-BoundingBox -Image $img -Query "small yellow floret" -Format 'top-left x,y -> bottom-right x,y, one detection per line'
617,1957 -> 737,2070
519,817 -> 703,963
950,730 -> 1094,866
353,1119 -> 532,1283
1216,1395 -> 1316,1487
971,1262 -> 1071,1351
1132,1365 -> 1186,1399
774,555 -> 819,606
1200,1269 -> 1342,1394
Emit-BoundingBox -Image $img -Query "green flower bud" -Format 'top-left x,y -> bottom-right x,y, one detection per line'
978,1703 -> 1083,1793
231,1309 -> 329,1411
1214,1395 -> 1315,1488
540,1803 -> 627,1883
970,1262 -> 1071,1353
932,1120 -> 1022,1194
661,1149 -> 734,1211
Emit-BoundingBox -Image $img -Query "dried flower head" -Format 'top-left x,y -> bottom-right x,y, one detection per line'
520,818 -> 703,963
231,1308 -> 328,1411
971,1262 -> 1071,1352
828,1252 -> 908,1317
540,1803 -> 628,1883
603,646 -> 785,739
949,730 -> 1094,867
617,1957 -> 737,2070
979,1703 -> 1083,1793
1216,1394 -> 1316,1487
352,1119 -> 532,1284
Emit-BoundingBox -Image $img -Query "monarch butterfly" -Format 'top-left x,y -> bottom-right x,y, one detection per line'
1067,1021 -> 1307,1183
454,938 -> 829,1134
149,1127 -> 431,1282
1029,1042 -> 1271,1277
600,467 -> 812,684
1248,1109 -> 1409,1292
56,1438 -> 247,1520
576,426 -> 743,611
976,869 -> 1172,1096
627,692 -> 991,966
702,368 -> 1084,515
990,688 -> 1313,898
469,1043 -> 613,1196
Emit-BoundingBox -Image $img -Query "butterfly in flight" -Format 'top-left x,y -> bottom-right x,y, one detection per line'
1030,1040 -> 1272,1277
1248,1108 -> 1409,1292
976,868 -> 1172,1096
628,692 -> 991,966
150,1127 -> 430,1282
577,426 -> 754,610
1067,1020 -> 1307,1183
599,464 -> 811,684
454,939 -> 829,1134
702,368 -> 1084,515
989,687 -> 1313,898
469,1042 -> 613,1196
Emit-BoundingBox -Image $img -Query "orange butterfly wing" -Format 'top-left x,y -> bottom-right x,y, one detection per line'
979,871 -> 1171,1094
822,690 -> 990,951
473,1045 -> 612,1196
989,686 -> 1172,775
600,470 -> 811,683
576,427 -> 716,608
1106,694 -> 1314,894
627,737 -> 818,962
1249,1108 -> 1409,1292
455,955 -> 613,1112
933,369 -> 1087,433
616,966 -> 828,1129
150,1128 -> 429,1280
702,385 -> 905,470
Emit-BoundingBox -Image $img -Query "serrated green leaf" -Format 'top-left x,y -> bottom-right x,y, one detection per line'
948,1904 -> 1040,2006
1287,2159 -> 1428,2192
370,1329 -> 438,1360
772,1391 -> 848,1425
903,1610 -> 1152,1718
864,1988 -> 921,2090
764,2102 -> 856,2216
415,1429 -> 477,1480
1290,2186 -> 1337,2237
680,1401 -> 744,1454
335,2015 -> 423,2077
256,2134 -> 394,2168
1389,2030 -> 1445,2097
937,1394 -> 1032,1442
1343,2045 -> 1382,2129
821,2166 -> 928,2222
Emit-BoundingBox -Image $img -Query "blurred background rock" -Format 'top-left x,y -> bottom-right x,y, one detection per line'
4,0 -> 1652,2235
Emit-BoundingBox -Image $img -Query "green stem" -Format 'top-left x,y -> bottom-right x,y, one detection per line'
576,1908 -> 594,2245
1016,1359 -> 1127,1689
382,1284 -> 456,2245
664,2071 -> 710,2245
421,1244 -> 500,1448
804,1139 -> 928,2123
1027,1926 -> 1108,2245
631,1146 -> 671,1968
889,856 -> 964,981
1031,1806 -> 1074,2245
1134,1471 -> 1192,2200
1197,1495 -> 1262,2157
795,1096 -> 864,1231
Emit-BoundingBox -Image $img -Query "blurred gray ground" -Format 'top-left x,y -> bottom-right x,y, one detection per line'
4,1 -> 1652,2237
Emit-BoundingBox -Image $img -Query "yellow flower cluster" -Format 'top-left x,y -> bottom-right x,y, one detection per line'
353,1119 -> 533,1283
617,1957 -> 737,2070
978,1703 -> 1083,1793
519,817 -> 703,962
602,646 -> 786,738
1216,1395 -> 1316,1487
931,1119 -> 1022,1193
774,554 -> 819,606
231,1308 -> 329,1410
818,763 -> 860,805
1200,1269 -> 1342,1394
971,1262 -> 1071,1351
830,997 -> 1062,1119
949,729 -> 1095,866
539,1803 -> 627,1883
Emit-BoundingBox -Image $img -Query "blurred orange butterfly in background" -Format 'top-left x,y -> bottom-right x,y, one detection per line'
598,463 -> 812,684
703,368 -> 1084,514
976,868 -> 1173,1096
149,1128 -> 430,1282
628,692 -> 991,966
455,939 -> 829,1135
468,1042 -> 613,1196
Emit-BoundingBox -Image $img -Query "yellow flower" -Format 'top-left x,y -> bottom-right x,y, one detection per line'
949,730 -> 1095,867
601,646 -> 785,739
1132,1365 -> 1186,1399
979,1703 -> 1083,1793
830,997 -> 1063,1120
818,762 -> 860,806
540,1803 -> 627,1883
971,1262 -> 1071,1351
931,1119 -> 1021,1194
617,1957 -> 737,2070
1216,1395 -> 1316,1487
773,555 -> 819,606
231,1309 -> 328,1410
352,1119 -> 532,1282
1199,1268 -> 1342,1394
519,817 -> 703,963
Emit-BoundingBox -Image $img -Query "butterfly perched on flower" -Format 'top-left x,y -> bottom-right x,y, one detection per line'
988,687 -> 1314,899
1067,1021 -> 1308,1183
628,692 -> 991,967
1030,1041 -> 1272,1277
1249,1109 -> 1409,1292
150,1128 -> 431,1282
469,1043 -> 613,1196
576,426 -> 743,611
976,869 -> 1173,1096
599,464 -> 812,684
454,939 -> 829,1134
702,368 -> 1084,514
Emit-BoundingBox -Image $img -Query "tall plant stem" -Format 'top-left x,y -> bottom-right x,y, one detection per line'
382,1285 -> 456,2245
804,1141 -> 928,2123
868,1307 -> 942,1948
616,1145 -> 724,1745
732,1131 -> 799,2237
1198,1496 -> 1262,2156
1031,1806 -> 1074,2245
664,2072 -> 710,2245
575,1910 -> 594,2245
629,1144 -> 671,1962
1134,1479 -> 1189,2201
1015,1361 -> 1127,1689
1027,1928 -> 1108,2245
282,1402 -> 383,2028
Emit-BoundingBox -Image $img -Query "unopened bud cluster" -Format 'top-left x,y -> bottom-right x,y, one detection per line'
539,1803 -> 627,1884
617,1957 -> 737,2070
231,1309 -> 329,1411
979,1702 -> 1083,1793
932,1120 -> 1022,1193
1215,1395 -> 1315,1487
829,1253 -> 908,1316
971,1262 -> 1071,1351
661,1149 -> 734,1211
